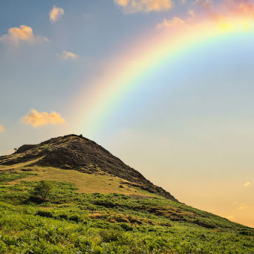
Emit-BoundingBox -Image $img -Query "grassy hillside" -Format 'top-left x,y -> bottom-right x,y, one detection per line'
0,167 -> 254,253
0,162 -> 157,197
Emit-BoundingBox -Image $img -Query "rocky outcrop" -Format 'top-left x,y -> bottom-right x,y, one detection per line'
0,134 -> 178,202
16,144 -> 37,154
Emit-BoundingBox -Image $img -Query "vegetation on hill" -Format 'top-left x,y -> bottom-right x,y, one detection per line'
0,169 -> 253,253
0,135 -> 253,253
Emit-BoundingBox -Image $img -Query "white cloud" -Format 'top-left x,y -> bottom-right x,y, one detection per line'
115,0 -> 129,6
238,204 -> 249,210
114,0 -> 174,13
60,50 -> 79,60
49,6 -> 64,23
22,109 -> 66,128
156,17 -> 185,29
0,124 -> 5,132
0,25 -> 48,46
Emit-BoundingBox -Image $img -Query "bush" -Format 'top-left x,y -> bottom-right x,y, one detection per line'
43,145 -> 52,153
32,181 -> 52,202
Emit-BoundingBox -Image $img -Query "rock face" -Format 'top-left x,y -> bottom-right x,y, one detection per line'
16,144 -> 37,154
0,134 -> 178,202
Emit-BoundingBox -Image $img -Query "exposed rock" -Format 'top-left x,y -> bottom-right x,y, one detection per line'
0,134 -> 178,201
16,144 -> 37,154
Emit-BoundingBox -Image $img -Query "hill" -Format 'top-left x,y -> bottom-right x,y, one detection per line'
0,134 -> 253,253
0,134 -> 177,201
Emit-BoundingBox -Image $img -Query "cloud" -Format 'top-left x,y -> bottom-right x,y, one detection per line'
156,17 -> 185,29
49,6 -> 64,23
194,0 -> 254,21
115,0 -> 129,6
155,0 -> 254,33
227,0 -> 254,17
0,124 -> 5,132
244,182 -> 251,187
0,25 -> 48,46
114,0 -> 174,13
234,200 -> 249,211
60,50 -> 79,60
238,204 -> 249,210
22,109 -> 66,128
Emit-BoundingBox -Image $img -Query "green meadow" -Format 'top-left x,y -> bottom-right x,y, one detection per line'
0,169 -> 253,254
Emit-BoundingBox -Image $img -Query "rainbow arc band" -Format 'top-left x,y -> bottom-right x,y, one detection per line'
73,17 -> 254,137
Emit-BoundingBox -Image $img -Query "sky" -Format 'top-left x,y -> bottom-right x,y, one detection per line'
0,0 -> 254,227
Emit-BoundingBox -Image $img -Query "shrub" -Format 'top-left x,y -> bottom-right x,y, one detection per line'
43,145 -> 52,153
32,181 -> 52,202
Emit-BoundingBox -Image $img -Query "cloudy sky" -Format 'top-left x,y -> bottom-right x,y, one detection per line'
1,0 -> 254,227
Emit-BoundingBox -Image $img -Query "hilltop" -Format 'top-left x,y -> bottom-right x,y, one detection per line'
0,134 -> 176,201
0,134 -> 253,253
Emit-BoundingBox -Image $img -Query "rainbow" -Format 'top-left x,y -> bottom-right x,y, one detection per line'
71,4 -> 254,138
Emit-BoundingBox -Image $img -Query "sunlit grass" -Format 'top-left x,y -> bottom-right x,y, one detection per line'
0,170 -> 253,253
0,157 -> 43,171
7,166 -> 156,197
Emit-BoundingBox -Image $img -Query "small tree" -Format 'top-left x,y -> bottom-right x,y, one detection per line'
33,180 -> 52,202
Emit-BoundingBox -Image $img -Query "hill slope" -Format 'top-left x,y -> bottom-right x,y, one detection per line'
0,134 -> 253,253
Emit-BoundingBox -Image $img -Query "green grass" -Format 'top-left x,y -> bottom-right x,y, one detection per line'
0,172 -> 253,253
3,166 -> 156,197
0,172 -> 34,185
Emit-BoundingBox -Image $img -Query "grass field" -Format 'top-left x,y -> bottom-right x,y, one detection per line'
1,164 -> 155,196
0,169 -> 253,253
